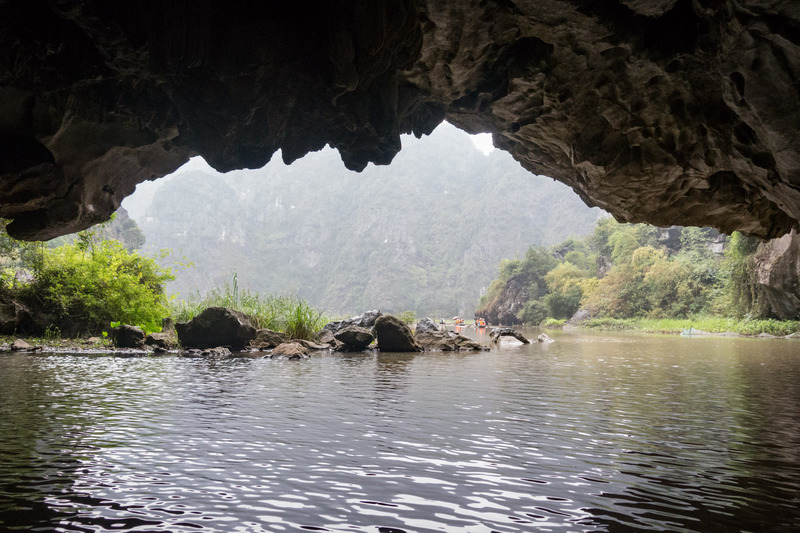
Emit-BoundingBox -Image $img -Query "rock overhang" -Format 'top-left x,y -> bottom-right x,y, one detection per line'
1,0 -> 799,240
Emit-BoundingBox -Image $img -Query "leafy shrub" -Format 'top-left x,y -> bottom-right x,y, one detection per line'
518,300 -> 548,325
29,239 -> 174,334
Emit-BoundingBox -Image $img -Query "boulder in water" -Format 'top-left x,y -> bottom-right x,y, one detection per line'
374,315 -> 423,352
334,325 -> 375,352
175,307 -> 256,351
489,327 -> 530,344
112,324 -> 146,348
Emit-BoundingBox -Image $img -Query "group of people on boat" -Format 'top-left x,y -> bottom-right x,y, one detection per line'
448,317 -> 487,327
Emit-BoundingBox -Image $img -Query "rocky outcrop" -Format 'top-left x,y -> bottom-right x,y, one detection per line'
1,2 -> 799,240
753,229 -> 800,319
0,300 -> 35,335
374,315 -> 423,352
480,275 -> 530,326
175,307 -> 256,350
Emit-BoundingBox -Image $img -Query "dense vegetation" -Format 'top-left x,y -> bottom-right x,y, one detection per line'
1,215 -> 174,336
2,219 -> 329,341
477,218 -> 799,331
124,123 -> 603,318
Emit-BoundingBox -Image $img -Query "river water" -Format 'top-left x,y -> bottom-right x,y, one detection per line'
1,328 -> 799,532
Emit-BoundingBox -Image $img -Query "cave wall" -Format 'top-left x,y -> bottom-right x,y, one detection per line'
1,0 -> 799,240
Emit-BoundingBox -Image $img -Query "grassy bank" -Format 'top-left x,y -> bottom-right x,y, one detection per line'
171,275 -> 329,340
570,316 -> 800,336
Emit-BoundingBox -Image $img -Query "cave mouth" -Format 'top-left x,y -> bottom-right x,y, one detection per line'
1,0 -> 799,240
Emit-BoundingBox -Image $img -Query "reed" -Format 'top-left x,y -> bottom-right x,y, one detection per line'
171,275 -> 328,339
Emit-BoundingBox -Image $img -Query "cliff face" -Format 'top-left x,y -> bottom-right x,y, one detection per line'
1,1 -> 799,240
754,230 -> 800,320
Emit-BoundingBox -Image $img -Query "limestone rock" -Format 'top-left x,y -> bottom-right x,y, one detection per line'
272,342 -> 310,359
1,2 -> 799,241
374,315 -> 423,352
490,328 -> 530,344
333,325 -> 375,352
0,301 -> 34,335
175,307 -> 256,350
323,310 -> 383,334
753,229 -> 800,319
415,330 -> 488,351
112,324 -> 146,349
414,317 -> 441,334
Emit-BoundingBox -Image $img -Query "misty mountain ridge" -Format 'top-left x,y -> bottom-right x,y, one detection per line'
124,123 -> 604,317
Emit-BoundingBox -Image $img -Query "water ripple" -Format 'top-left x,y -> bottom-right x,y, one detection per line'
2,332 -> 800,531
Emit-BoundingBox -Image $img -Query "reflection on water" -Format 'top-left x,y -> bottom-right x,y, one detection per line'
1,330 -> 799,532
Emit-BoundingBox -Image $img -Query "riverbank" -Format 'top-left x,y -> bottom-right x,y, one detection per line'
542,316 -> 800,337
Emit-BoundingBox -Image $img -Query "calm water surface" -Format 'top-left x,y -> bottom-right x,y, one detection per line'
1,329 -> 799,532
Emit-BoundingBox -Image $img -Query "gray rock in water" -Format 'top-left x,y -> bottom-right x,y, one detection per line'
272,342 -> 310,359
374,315 -> 423,352
537,333 -> 554,343
415,330 -> 488,351
112,324 -> 146,348
489,327 -> 530,344
10,339 -> 35,351
415,317 -> 441,334
180,346 -> 232,358
175,307 -> 256,350
334,325 -> 375,352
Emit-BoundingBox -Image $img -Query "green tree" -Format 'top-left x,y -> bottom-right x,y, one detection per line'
518,300 -> 548,325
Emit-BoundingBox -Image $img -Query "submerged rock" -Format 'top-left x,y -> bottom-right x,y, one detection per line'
374,315 -> 423,352
175,307 -> 256,350
272,342 -> 310,359
489,328 -> 530,344
180,347 -> 232,358
415,330 -> 488,351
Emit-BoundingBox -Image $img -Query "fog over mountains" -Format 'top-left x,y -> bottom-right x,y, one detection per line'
123,123 -> 604,318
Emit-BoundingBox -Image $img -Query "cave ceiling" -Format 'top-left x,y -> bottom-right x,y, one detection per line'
1,0 -> 799,240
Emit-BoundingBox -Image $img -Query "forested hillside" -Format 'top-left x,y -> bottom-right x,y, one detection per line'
124,123 -> 603,317
476,219 -> 786,325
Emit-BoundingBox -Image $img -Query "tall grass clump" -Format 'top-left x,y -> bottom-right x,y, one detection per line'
171,274 -> 328,340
